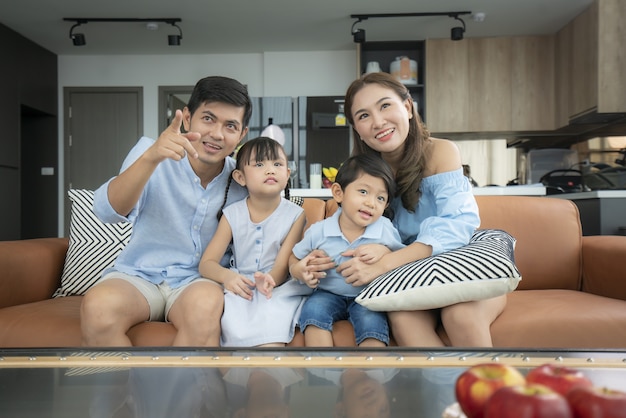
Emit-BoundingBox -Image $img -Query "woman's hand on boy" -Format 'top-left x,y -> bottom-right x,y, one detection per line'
343,244 -> 390,264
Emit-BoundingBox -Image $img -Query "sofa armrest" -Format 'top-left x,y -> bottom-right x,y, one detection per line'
582,235 -> 626,301
0,238 -> 69,308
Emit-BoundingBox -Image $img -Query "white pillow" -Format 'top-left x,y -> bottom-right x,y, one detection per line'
355,229 -> 522,311
53,189 -> 132,297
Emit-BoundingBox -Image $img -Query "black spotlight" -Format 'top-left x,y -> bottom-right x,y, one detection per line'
69,22 -> 86,46
353,28 -> 366,44
168,22 -> 183,46
451,26 -> 464,41
72,33 -> 86,46
450,15 -> 466,41
168,34 -> 181,46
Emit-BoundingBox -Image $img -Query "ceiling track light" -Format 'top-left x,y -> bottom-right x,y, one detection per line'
450,14 -> 466,41
69,21 -> 86,46
351,18 -> 366,44
168,21 -> 183,46
350,11 -> 472,43
63,18 -> 183,47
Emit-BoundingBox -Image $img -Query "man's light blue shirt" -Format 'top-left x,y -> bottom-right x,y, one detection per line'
94,136 -> 247,288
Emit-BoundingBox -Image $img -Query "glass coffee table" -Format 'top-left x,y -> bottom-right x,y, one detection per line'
1,348 -> 625,417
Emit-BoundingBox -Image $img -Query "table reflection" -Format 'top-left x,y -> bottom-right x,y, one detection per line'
0,348 -> 625,418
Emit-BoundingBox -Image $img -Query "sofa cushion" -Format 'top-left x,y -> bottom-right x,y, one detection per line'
355,229 -> 521,311
53,189 -> 132,297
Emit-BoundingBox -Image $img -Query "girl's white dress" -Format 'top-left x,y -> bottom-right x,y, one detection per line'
220,198 -> 311,346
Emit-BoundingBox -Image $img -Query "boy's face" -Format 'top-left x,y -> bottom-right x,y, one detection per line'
182,101 -> 248,167
331,172 -> 389,231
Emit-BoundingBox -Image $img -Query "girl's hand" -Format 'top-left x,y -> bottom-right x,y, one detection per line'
254,272 -> 276,299
343,244 -> 391,264
224,274 -> 256,300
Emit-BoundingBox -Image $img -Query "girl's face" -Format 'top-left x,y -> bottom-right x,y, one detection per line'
350,83 -> 413,155
332,172 -> 389,231
234,148 -> 290,196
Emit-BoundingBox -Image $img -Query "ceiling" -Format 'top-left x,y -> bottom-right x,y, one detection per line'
0,0 -> 593,56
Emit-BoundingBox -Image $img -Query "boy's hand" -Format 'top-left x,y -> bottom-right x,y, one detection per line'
254,272 -> 276,299
224,274 -> 255,300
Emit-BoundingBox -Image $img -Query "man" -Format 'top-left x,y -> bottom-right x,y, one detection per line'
80,76 -> 252,346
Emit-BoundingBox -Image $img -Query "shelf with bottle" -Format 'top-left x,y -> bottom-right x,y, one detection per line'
359,40 -> 426,122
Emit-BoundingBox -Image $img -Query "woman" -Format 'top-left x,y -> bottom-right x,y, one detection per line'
337,72 -> 506,347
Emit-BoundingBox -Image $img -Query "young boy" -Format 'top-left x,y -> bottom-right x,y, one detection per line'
289,154 -> 405,347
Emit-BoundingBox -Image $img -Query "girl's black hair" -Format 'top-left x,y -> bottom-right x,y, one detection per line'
217,137 -> 290,219
334,154 -> 396,218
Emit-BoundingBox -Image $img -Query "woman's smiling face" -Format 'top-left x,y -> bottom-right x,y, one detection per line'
349,83 -> 413,155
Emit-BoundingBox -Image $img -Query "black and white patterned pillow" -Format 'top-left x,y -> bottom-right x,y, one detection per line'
355,229 -> 522,311
53,189 -> 132,297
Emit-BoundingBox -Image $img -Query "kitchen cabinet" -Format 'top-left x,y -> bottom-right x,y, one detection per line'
511,36 -> 555,131
426,35 -> 554,133
570,0 -> 598,118
0,25 -> 20,169
357,41 -> 426,121
425,39 -> 468,132
562,0 -> 626,120
0,22 -> 57,240
554,24 -> 572,128
468,37 -> 512,132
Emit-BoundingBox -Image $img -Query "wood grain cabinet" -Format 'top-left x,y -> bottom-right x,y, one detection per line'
511,35 -> 555,131
559,0 -> 626,120
468,37 -> 512,132
424,39 -> 468,133
426,35 -> 553,133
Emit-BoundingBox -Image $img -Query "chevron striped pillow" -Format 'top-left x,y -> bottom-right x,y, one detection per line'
355,229 -> 522,312
53,189 -> 132,297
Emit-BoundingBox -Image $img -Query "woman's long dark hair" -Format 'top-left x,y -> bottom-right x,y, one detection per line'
344,72 -> 430,212
218,137 -> 290,219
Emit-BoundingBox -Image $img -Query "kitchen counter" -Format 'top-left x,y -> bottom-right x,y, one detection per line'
552,190 -> 626,236
290,186 -> 546,199
554,190 -> 626,200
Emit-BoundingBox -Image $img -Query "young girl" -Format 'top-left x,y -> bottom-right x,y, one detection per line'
199,137 -> 308,347
289,154 -> 405,347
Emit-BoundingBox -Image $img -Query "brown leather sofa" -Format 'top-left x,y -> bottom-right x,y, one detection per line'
2,195 -> 626,348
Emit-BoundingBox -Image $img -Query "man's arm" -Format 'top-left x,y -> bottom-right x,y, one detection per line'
107,109 -> 200,216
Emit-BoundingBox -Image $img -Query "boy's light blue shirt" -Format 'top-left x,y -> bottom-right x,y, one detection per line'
292,208 -> 405,297
93,136 -> 247,288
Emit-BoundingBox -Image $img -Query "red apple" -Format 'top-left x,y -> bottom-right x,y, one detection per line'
526,363 -> 593,396
566,386 -> 626,418
484,384 -> 573,418
455,363 -> 526,418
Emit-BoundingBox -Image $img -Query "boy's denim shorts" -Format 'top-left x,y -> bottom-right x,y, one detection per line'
299,289 -> 389,345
